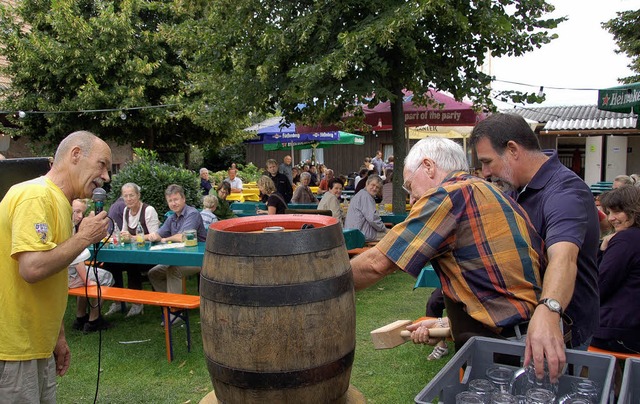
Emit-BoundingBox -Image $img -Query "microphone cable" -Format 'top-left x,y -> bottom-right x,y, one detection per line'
85,216 -> 114,404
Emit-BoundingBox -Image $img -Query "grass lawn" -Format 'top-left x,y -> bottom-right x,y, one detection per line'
57,270 -> 450,403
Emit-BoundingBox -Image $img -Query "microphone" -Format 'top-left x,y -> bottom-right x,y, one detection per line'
92,187 -> 107,214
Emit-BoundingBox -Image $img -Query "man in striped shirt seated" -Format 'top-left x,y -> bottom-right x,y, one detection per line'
351,137 -> 546,353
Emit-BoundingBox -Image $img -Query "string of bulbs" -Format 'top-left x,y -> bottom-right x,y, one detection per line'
0,79 -> 606,120
5,104 -> 177,120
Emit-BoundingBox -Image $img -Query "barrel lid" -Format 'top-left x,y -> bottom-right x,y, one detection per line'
206,214 -> 344,256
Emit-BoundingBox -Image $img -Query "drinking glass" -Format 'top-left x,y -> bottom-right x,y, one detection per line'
456,391 -> 485,404
486,366 -> 514,393
557,379 -> 598,404
491,392 -> 518,404
469,378 -> 495,403
511,365 -> 558,396
525,388 -> 555,404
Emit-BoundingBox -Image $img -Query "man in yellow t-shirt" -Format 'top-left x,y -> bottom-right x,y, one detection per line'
0,131 -> 112,403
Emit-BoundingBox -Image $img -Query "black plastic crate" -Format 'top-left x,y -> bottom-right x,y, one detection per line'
415,337 -> 615,404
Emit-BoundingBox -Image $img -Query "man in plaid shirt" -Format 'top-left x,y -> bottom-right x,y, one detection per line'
351,137 -> 545,352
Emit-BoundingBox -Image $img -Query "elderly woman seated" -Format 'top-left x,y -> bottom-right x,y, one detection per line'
344,175 -> 387,242
291,172 -> 319,204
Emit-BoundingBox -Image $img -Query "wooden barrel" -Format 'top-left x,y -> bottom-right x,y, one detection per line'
201,215 -> 356,403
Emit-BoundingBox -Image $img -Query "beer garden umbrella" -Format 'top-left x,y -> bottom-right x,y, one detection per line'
262,131 -> 364,151
597,83 -> 640,128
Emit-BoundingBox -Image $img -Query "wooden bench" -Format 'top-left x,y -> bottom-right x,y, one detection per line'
68,286 -> 200,362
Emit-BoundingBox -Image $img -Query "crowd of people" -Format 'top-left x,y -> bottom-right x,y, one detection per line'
2,116 -> 639,401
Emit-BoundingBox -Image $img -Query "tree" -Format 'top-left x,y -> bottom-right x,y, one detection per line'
604,9 -> 640,84
0,0 -> 242,153
171,0 -> 563,213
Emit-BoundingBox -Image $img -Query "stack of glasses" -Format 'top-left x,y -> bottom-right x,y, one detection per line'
454,365 -> 599,404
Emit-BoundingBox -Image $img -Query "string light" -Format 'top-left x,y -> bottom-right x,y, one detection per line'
1,103 -> 177,117
493,79 -> 599,92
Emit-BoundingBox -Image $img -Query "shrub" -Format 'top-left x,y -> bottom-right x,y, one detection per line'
108,148 -> 202,215
210,162 -> 263,188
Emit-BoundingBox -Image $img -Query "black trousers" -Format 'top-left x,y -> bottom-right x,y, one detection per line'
426,287 -> 445,318
443,295 -> 514,351
104,263 -> 153,290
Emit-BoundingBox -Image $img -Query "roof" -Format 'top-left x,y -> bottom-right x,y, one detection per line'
503,105 -> 638,131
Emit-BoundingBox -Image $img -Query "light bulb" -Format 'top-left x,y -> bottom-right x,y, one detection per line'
120,112 -> 127,120
18,110 -> 26,118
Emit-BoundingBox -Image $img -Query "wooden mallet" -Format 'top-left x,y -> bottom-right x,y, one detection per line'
370,319 -> 450,349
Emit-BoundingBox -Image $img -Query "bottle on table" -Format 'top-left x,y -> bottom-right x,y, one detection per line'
111,223 -> 121,246
136,223 -> 145,248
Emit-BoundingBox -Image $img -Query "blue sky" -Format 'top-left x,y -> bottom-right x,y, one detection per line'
490,0 -> 640,107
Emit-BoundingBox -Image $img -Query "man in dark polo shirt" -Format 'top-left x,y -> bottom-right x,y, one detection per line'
471,113 -> 599,382
264,158 -> 293,203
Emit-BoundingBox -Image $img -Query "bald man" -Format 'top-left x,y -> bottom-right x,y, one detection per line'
0,131 -> 112,402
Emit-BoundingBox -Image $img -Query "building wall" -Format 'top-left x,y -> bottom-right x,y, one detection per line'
1,135 -> 133,174
627,135 -> 640,175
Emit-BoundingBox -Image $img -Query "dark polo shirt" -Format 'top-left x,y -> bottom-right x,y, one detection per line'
517,152 -> 599,347
158,204 -> 207,242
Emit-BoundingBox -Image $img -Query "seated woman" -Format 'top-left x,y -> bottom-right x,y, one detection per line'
291,172 -> 319,204
344,175 -> 387,242
201,194 -> 219,228
256,175 -> 287,215
213,181 -> 236,220
70,199 -> 115,332
104,182 -> 160,317
317,178 -> 345,226
591,185 -> 640,354
292,167 -> 301,187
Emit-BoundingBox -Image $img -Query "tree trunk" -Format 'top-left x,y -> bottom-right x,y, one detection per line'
390,85 -> 408,215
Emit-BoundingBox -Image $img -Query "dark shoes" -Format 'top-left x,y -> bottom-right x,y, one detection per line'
72,314 -> 89,331
83,316 -> 112,333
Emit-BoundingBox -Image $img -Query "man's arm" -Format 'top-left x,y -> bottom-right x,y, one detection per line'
16,211 -> 109,283
350,246 -> 398,290
524,241 -> 578,382
54,324 -> 71,376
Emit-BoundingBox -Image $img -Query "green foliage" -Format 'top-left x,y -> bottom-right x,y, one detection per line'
0,0 -> 232,150
169,0 -> 564,213
210,162 -> 262,186
202,143 -> 247,172
108,148 -> 202,213
603,9 -> 640,84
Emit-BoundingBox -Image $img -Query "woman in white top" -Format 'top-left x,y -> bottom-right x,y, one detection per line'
104,182 -> 160,317
120,182 -> 160,237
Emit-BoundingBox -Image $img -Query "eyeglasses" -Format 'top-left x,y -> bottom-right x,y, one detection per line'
402,161 -> 424,194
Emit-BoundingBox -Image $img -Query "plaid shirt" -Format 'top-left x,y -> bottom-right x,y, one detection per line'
377,171 -> 545,331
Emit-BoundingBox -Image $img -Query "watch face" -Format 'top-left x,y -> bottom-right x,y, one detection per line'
545,299 -> 561,312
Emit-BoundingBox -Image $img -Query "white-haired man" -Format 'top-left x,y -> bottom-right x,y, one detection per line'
350,137 -> 545,361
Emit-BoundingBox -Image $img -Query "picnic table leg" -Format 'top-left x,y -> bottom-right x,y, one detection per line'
184,310 -> 191,353
163,307 -> 173,363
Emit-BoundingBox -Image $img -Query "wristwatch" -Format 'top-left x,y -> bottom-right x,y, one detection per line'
538,298 -> 563,316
